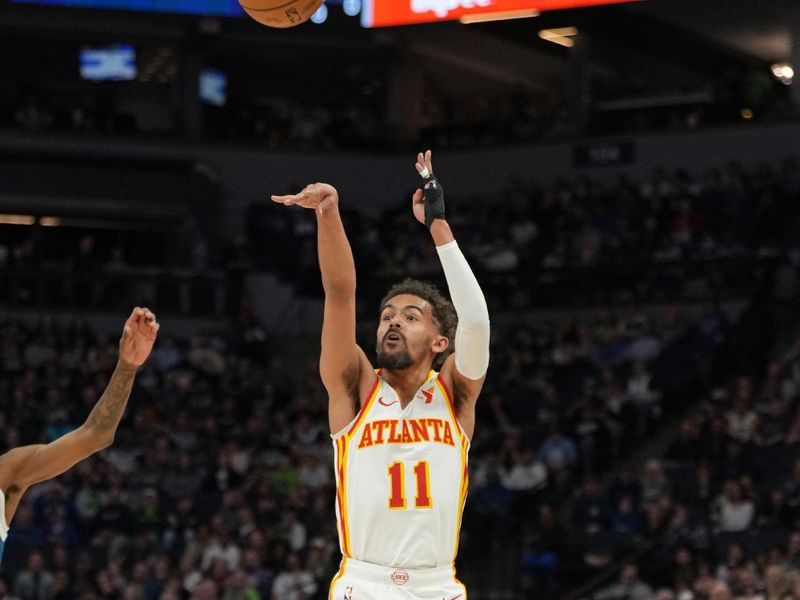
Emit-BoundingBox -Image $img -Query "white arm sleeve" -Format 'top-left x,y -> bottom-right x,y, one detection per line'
436,240 -> 490,380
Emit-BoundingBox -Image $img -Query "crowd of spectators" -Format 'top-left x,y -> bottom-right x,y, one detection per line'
2,64 -> 795,152
521,330 -> 800,600
1,149 -> 798,317
251,157 -> 800,311
0,284 -> 728,599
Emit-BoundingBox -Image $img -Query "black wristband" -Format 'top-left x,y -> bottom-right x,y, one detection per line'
423,177 -> 445,228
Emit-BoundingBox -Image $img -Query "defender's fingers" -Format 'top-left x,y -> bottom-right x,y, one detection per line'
271,194 -> 300,203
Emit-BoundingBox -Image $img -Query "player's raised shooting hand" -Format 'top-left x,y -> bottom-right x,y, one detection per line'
119,307 -> 159,367
412,149 -> 445,227
271,182 -> 339,216
415,149 -> 434,180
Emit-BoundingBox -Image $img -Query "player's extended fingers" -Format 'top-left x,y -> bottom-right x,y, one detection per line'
425,149 -> 433,173
141,308 -> 157,328
416,153 -> 431,178
274,194 -> 303,206
128,306 -> 143,324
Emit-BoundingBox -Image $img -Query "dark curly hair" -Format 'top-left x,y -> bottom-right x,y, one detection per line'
379,278 -> 457,370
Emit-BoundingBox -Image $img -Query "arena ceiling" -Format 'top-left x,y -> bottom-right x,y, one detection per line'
0,0 -> 794,118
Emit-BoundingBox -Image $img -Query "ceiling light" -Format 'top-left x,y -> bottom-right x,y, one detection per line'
311,4 -> 328,23
771,63 -> 794,85
541,27 -> 578,37
539,27 -> 578,47
343,0 -> 361,16
0,214 -> 35,225
460,9 -> 539,24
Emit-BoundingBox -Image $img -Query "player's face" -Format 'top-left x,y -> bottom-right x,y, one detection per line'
376,294 -> 439,370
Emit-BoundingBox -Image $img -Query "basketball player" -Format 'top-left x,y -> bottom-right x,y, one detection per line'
272,150 -> 490,599
0,307 -> 159,564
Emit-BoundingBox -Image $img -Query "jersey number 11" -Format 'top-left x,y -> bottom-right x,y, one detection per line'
388,461 -> 432,509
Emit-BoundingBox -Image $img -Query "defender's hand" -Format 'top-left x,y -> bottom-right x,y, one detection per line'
119,307 -> 159,367
271,183 -> 339,216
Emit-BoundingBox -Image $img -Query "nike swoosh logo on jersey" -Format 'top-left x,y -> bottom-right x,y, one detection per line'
377,397 -> 399,407
444,595 -> 463,600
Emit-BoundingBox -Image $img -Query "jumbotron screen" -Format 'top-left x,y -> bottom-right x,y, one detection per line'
9,0 -> 638,23
361,0 -> 641,27
9,0 -> 247,16
8,0 -> 347,17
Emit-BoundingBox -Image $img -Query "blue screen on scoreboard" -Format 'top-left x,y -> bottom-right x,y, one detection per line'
11,0 -> 246,17
9,0 -> 345,17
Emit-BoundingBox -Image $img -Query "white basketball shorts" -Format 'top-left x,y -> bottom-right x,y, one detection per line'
329,557 -> 468,600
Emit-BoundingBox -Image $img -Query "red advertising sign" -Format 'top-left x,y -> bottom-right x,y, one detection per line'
361,0 -> 639,28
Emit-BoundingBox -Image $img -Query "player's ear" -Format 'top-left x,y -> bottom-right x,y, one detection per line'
431,335 -> 449,355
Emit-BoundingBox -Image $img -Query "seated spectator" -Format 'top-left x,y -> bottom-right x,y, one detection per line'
764,564 -> 788,600
500,447 -> 548,492
627,361 -> 661,438
641,460 -> 671,504
666,419 -> 704,463
609,496 -> 642,537
715,480 -> 756,532
594,564 -> 653,600
757,397 -> 787,446
14,550 -> 55,600
726,381 -> 758,444
270,553 -> 317,600
538,427 -> 578,474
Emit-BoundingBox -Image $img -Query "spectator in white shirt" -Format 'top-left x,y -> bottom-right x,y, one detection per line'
716,480 -> 755,532
271,553 -> 317,600
501,448 -> 548,492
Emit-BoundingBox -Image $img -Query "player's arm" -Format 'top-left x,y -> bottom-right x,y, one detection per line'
0,308 -> 159,492
272,184 -> 374,434
412,151 -> 490,439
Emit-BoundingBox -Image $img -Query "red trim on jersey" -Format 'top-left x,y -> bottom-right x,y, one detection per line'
437,374 -> 467,445
335,437 -> 352,557
437,373 -> 455,409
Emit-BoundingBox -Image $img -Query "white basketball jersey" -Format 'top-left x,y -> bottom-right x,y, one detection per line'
331,370 -> 469,569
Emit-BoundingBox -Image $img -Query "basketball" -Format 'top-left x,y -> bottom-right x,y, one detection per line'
239,0 -> 325,28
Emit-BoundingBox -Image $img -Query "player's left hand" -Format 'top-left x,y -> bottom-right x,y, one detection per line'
412,150 -> 445,227
412,149 -> 434,224
119,307 -> 160,367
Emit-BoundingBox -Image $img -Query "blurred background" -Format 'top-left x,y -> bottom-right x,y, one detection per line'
1,0 -> 800,598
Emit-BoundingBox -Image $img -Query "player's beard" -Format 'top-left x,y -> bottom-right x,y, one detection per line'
376,337 -> 414,370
